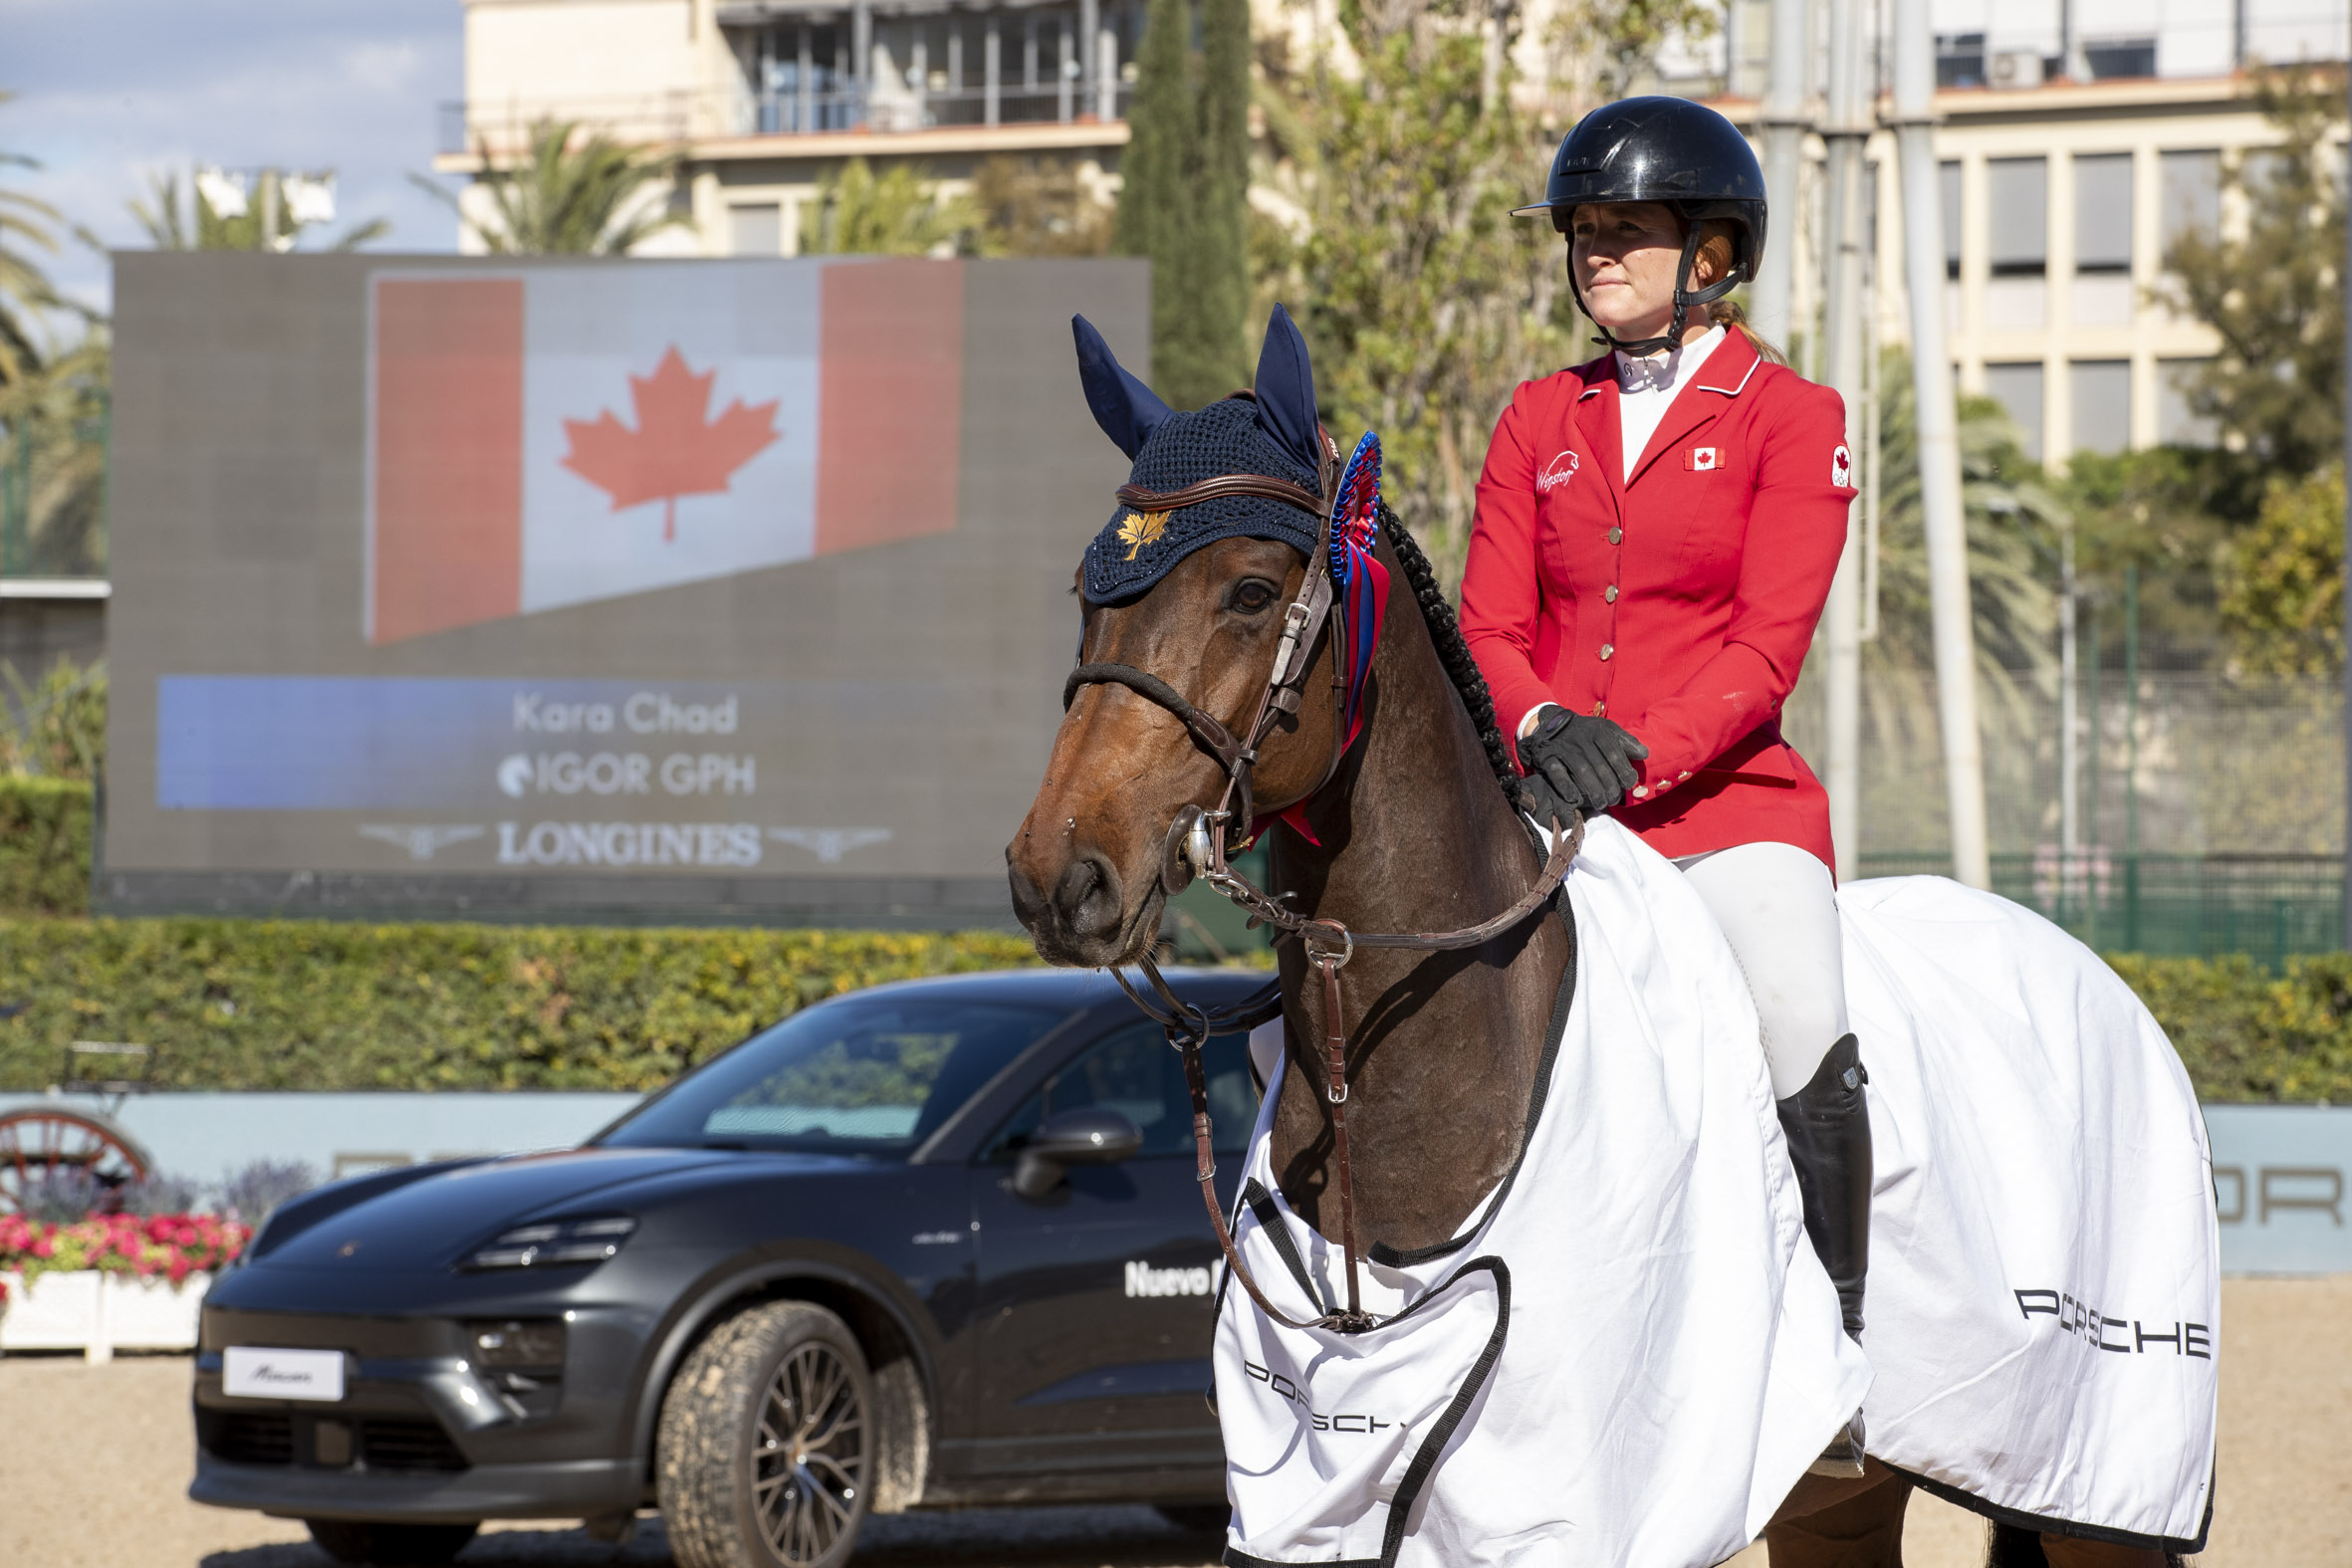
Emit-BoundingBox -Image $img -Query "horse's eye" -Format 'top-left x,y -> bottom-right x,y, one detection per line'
1230,579 -> 1279,614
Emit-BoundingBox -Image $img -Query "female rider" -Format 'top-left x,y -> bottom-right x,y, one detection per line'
1458,97 -> 1870,1476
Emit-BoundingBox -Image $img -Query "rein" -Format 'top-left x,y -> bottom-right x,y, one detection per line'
1065,444 -> 1581,1334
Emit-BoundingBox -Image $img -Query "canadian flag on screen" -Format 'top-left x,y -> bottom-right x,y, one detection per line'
364,259 -> 964,644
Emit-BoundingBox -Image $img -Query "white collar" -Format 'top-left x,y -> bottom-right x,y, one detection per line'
1614,325 -> 1726,396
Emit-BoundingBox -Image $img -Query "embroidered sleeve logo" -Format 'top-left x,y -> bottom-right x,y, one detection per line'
1831,444 -> 1853,486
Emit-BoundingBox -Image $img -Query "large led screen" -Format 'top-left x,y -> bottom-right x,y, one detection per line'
103,253 -> 1148,924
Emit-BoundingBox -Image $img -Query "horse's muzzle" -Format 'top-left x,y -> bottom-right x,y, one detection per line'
1008,842 -> 1141,967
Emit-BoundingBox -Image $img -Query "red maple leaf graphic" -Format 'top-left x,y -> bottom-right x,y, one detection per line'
560,347 -> 781,542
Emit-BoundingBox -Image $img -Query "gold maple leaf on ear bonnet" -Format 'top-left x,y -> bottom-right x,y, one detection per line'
1116,509 -> 1170,560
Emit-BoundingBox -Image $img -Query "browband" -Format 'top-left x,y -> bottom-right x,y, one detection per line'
1115,472 -> 1329,516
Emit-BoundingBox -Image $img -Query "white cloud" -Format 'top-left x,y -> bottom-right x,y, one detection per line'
2,0 -> 467,321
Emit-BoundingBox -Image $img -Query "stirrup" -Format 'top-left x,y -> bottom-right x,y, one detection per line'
1806,1409 -> 1866,1479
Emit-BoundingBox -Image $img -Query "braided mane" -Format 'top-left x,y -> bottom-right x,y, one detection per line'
1378,501 -> 1521,806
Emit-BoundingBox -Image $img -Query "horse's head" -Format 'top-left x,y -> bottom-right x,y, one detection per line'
1007,308 -> 1350,967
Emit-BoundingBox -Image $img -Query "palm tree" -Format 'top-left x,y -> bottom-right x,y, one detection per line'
1,92 -> 67,388
1867,347 -> 2063,705
798,158 -> 970,256
0,329 -> 110,577
128,170 -> 390,253
414,119 -> 685,255
1833,349 -> 2063,856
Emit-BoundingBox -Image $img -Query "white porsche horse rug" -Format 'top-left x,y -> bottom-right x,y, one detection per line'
1214,817 -> 2218,1567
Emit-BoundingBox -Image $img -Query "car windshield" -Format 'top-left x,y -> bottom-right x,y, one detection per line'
598,997 -> 1067,1155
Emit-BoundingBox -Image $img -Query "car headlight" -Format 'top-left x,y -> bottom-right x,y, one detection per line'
461,1216 -> 637,1271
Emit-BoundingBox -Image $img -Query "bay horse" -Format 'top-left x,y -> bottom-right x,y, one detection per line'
1006,311 -> 2191,1568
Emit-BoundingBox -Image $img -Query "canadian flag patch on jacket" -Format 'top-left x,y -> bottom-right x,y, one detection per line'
1684,446 -> 1720,472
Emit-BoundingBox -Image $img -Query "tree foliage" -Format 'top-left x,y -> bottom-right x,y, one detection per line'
417,119 -> 683,256
0,92 -> 67,390
0,655 -> 105,781
0,776 -> 90,916
0,328 -> 108,576
2219,465 -> 2344,676
2058,445 -> 2267,667
1865,350 -> 2059,719
798,157 -> 968,256
1262,1 -> 1574,584
1117,0 -> 1251,410
1532,0 -> 1723,114
969,156 -> 1114,258
2161,66 -> 2346,476
0,97 -> 108,578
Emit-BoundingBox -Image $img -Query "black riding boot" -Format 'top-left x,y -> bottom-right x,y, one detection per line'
1777,1031 -> 1871,1478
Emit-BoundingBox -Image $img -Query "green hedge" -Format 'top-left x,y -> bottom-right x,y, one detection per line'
0,777 -> 91,917
2110,953 -> 2352,1103
0,918 -> 1039,1091
3,913 -> 2350,1099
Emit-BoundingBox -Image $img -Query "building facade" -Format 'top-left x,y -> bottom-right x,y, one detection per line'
443,0 -> 2347,464
1709,0 -> 2348,465
442,0 -> 1149,257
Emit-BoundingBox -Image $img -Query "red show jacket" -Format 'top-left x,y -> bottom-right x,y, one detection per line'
1460,328 -> 1857,872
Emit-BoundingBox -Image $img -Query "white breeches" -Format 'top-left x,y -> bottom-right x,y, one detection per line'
1675,840 -> 1849,1099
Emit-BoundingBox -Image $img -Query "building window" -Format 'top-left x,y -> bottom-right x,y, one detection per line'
2070,360 -> 2132,455
2084,37 -> 2158,80
1983,362 -> 2045,463
731,3 -> 1135,135
1940,160 -> 1962,280
728,203 -> 782,258
2158,358 -> 2219,446
1988,157 -> 2047,277
2073,154 -> 2132,273
1936,32 -> 1987,89
2161,149 -> 2221,254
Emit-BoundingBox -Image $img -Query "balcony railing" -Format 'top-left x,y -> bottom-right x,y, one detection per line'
439,82 -> 1130,156
742,81 -> 1129,134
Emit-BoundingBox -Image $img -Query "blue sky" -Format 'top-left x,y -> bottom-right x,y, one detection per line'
3,0 -> 465,324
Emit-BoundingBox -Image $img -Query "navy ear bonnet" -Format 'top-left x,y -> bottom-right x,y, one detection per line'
1073,307 -> 1325,604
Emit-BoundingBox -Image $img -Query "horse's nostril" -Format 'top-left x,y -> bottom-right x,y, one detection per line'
1053,852 -> 1123,939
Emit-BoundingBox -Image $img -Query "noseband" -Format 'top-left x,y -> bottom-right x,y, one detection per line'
1062,432 -> 1581,1334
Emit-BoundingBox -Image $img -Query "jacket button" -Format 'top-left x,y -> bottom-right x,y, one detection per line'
1598,644 -> 1613,661
1593,701 -> 1607,716
1604,584 -> 1618,602
1607,527 -> 1623,545
1631,784 -> 1650,799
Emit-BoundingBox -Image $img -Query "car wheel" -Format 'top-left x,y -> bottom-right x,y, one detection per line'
302,1519 -> 478,1565
659,1300 -> 875,1568
1155,1503 -> 1232,1535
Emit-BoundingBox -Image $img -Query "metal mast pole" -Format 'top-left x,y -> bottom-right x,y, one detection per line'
1752,0 -> 1813,346
1892,0 -> 1991,887
1818,0 -> 1868,868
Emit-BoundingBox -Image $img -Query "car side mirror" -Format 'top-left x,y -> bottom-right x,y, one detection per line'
1011,1107 -> 1144,1199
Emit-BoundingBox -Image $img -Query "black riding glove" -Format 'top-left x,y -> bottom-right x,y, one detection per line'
1518,705 -> 1649,821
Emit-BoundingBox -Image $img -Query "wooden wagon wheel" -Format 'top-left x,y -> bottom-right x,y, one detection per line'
0,1107 -> 153,1214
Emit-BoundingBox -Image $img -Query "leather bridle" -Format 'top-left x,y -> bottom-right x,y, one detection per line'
1062,430 -> 1582,1333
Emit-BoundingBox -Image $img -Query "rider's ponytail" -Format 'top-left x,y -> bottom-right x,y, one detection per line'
1691,220 -> 1788,367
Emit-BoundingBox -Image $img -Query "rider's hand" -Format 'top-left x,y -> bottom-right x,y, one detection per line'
1519,768 -> 1579,833
1519,705 -> 1649,816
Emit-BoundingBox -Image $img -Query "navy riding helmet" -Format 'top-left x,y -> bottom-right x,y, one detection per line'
1516,96 -> 1768,355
